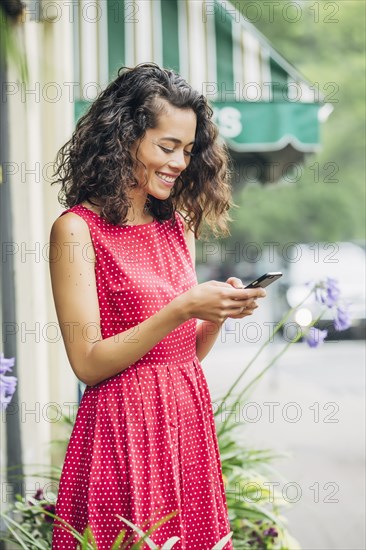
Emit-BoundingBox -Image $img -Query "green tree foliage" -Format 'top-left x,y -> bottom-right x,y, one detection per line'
228,0 -> 365,244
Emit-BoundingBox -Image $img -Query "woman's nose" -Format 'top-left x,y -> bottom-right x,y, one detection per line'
168,150 -> 188,170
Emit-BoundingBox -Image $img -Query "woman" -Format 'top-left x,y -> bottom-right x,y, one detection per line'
49,62 -> 266,550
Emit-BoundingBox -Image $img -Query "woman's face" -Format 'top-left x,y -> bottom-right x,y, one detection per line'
130,103 -> 197,199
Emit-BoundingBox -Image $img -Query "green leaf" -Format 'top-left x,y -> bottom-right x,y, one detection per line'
1,514 -> 48,549
110,528 -> 127,549
116,515 -> 154,548
2,523 -> 30,550
211,531 -> 234,549
157,536 -> 180,549
39,510 -> 91,546
115,515 -> 158,549
116,510 -> 180,550
80,526 -> 98,549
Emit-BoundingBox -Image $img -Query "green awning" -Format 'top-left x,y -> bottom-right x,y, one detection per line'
74,0 -> 330,178
212,102 -> 321,153
208,1 -> 326,154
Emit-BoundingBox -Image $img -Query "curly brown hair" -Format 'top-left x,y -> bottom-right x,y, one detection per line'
52,62 -> 237,239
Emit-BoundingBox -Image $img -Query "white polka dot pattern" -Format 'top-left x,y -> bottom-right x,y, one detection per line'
51,204 -> 233,550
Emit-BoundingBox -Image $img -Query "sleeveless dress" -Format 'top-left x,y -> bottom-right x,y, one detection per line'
51,204 -> 233,550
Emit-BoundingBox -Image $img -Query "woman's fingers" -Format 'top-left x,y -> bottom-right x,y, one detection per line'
225,276 -> 245,289
227,298 -> 260,319
217,284 -> 266,320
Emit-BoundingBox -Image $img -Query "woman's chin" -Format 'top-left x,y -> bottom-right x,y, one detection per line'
149,187 -> 173,201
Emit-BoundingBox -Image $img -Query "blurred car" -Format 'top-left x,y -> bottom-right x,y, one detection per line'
278,241 -> 366,340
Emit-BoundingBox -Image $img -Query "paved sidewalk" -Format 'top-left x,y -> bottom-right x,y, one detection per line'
202,337 -> 366,550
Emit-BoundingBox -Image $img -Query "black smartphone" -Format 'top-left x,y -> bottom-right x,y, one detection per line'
245,272 -> 283,289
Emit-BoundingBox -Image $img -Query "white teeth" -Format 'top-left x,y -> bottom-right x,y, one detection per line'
156,172 -> 175,183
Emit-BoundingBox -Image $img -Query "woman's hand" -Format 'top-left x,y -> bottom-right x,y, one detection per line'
224,276 -> 266,319
180,277 -> 266,325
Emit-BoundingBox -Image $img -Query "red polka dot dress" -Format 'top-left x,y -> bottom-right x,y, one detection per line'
51,204 -> 233,550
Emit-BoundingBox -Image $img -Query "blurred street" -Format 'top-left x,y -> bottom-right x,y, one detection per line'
202,306 -> 365,549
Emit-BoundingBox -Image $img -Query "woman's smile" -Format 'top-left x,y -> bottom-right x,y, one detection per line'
155,170 -> 179,186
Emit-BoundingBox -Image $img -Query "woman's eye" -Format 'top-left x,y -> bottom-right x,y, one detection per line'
159,145 -> 174,154
159,145 -> 194,158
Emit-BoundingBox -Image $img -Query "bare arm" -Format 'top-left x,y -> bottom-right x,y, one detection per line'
49,213 -> 189,387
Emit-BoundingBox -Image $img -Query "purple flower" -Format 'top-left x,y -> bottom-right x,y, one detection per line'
0,353 -> 15,374
304,327 -> 328,348
0,353 -> 17,411
42,503 -> 56,523
34,489 -> 44,501
315,277 -> 341,308
28,488 -> 44,506
263,527 -> 278,538
334,305 -> 352,331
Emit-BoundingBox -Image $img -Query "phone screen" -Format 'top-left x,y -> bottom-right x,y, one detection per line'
245,272 -> 283,289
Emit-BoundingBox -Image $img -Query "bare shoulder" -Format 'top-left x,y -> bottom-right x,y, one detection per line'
50,212 -> 95,263
50,211 -> 90,241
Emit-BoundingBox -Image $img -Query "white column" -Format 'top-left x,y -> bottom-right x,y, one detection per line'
9,19 -> 51,472
42,3 -> 80,469
125,1 -> 136,67
134,0 -> 153,64
80,0 -> 99,100
186,0 -> 207,92
98,0 -> 109,89
177,0 -> 189,83
152,0 -> 163,67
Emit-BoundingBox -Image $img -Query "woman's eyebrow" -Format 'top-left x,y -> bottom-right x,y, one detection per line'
159,136 -> 195,146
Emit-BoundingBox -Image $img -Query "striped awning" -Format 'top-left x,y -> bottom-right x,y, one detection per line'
74,0 -> 330,160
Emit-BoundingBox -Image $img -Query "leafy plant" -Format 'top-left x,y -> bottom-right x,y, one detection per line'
1,503 -> 233,549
